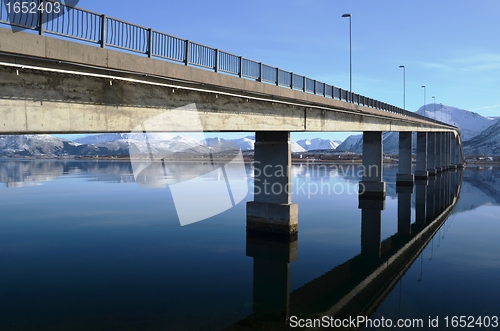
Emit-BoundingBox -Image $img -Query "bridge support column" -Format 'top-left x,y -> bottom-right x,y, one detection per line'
247,131 -> 298,237
415,132 -> 428,179
445,132 -> 450,169
359,132 -> 386,200
435,133 -> 443,173
427,132 -> 436,176
397,186 -> 413,237
396,132 -> 414,185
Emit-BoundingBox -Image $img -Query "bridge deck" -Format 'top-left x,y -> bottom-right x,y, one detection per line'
0,28 -> 459,136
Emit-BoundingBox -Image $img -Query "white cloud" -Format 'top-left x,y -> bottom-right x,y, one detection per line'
416,53 -> 500,73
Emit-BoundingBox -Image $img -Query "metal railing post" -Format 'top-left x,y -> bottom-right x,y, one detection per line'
323,82 -> 326,97
303,76 -> 306,92
39,0 -> 45,35
100,14 -> 107,48
215,49 -> 219,72
275,68 -> 279,86
185,40 -> 190,66
147,28 -> 153,58
258,62 -> 262,82
290,73 -> 294,89
239,57 -> 243,78
313,80 -> 316,94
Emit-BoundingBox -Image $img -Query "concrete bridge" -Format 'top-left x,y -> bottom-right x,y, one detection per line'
0,1 -> 465,236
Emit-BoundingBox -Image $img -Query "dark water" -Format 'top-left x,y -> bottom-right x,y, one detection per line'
0,160 -> 499,330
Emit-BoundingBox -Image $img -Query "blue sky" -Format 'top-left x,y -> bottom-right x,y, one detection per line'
52,0 -> 500,142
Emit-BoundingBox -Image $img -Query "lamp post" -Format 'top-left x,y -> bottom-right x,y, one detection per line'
399,65 -> 405,110
421,85 -> 426,116
342,13 -> 352,102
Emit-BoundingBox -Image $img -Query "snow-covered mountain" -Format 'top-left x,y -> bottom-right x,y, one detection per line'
204,136 -> 254,151
291,142 -> 306,153
416,104 -> 494,141
74,133 -> 190,145
335,134 -> 362,152
463,120 -> 500,155
0,135 -> 80,157
335,132 -> 401,154
296,138 -> 341,151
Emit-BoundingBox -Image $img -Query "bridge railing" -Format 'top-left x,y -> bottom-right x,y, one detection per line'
0,0 -> 449,127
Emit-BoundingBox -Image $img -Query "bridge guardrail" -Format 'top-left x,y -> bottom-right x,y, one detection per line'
0,0 -> 453,128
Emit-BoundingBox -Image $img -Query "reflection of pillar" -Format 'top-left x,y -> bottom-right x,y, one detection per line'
427,132 -> 436,176
359,199 -> 385,259
450,134 -> 458,169
247,131 -> 298,236
415,180 -> 427,226
425,175 -> 436,223
359,132 -> 386,199
446,170 -> 452,206
397,186 -> 413,236
450,167 -> 458,200
396,132 -> 414,185
415,132 -> 428,179
434,173 -> 443,215
247,235 -> 298,318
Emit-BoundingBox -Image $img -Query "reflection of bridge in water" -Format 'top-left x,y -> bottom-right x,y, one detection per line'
227,169 -> 463,330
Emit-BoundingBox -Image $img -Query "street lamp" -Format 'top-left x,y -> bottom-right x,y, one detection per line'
421,85 -> 426,115
399,65 -> 405,110
342,13 -> 352,102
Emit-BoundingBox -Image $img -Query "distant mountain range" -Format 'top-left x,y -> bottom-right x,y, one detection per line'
0,104 -> 499,157
296,138 -> 342,151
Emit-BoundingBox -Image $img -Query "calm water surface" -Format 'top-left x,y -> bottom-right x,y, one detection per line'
0,160 -> 499,330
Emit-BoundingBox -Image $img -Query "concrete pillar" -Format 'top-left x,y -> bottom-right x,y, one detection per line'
415,132 -> 428,179
415,180 -> 427,227
427,132 -> 436,175
247,235 -> 297,318
444,133 -> 449,170
443,133 -> 449,170
397,186 -> 413,236
435,133 -> 443,173
396,132 -> 414,185
446,132 -> 451,169
247,131 -> 298,236
359,131 -> 386,199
